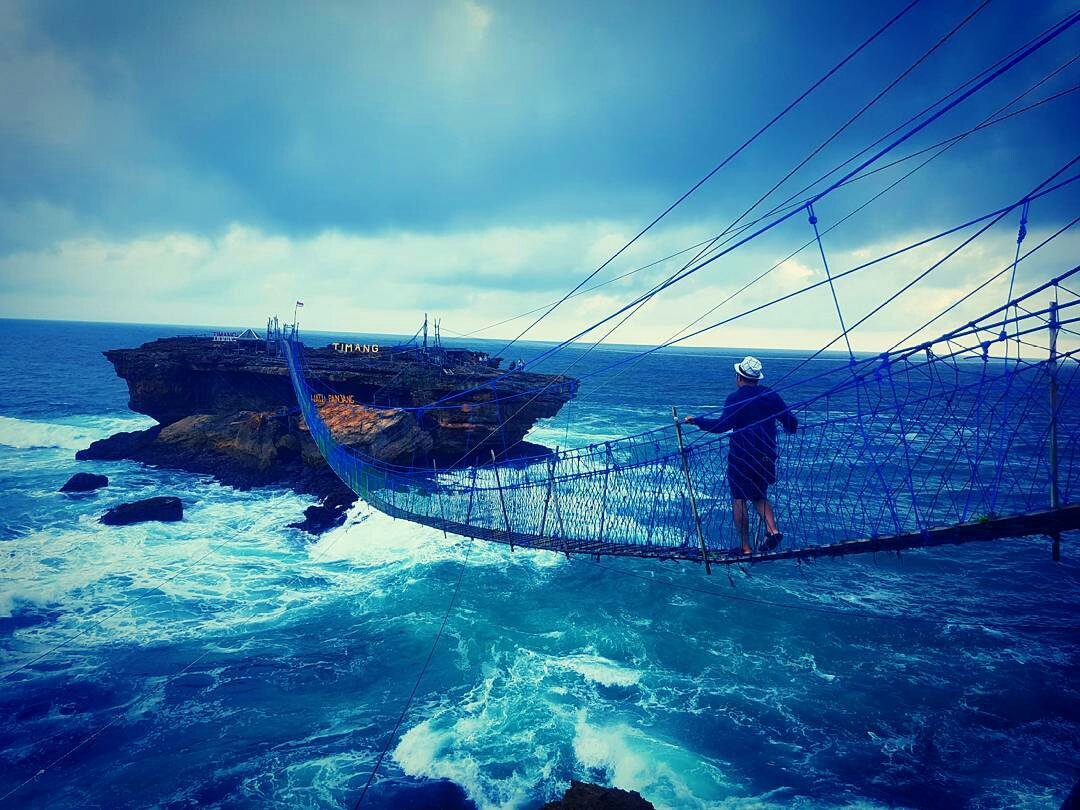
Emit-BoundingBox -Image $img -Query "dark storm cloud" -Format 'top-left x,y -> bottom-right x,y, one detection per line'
3,0 -> 1076,250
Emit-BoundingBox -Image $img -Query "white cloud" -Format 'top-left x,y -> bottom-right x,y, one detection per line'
463,1 -> 492,34
1,218 -> 1075,355
773,258 -> 816,287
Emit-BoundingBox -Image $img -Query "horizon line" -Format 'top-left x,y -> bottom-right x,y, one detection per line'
0,314 -> 873,357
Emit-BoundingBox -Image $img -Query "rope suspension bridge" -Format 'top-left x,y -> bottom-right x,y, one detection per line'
8,5 -> 1080,810
275,7 -> 1080,577
283,268 -> 1080,570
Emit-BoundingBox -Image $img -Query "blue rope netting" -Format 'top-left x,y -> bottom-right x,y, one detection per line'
282,284 -> 1079,561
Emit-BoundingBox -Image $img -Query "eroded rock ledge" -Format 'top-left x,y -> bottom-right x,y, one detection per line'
542,781 -> 655,809
79,336 -> 577,531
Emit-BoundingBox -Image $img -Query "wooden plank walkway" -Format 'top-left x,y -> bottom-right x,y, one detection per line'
724,504 -> 1080,565
366,492 -> 1078,566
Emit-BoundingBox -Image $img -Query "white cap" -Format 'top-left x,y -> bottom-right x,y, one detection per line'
734,356 -> 764,380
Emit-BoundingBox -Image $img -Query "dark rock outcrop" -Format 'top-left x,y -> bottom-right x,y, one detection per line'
80,336 -> 576,532
102,336 -> 575,463
542,781 -> 654,809
100,496 -> 183,525
78,426 -> 162,461
60,472 -> 109,493
288,490 -> 355,535
1062,777 -> 1080,809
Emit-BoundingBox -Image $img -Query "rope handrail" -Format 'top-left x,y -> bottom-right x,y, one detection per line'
293,263 -> 1080,477
282,269 -> 1078,568
295,174 -> 1079,421
414,12 -> 1080,413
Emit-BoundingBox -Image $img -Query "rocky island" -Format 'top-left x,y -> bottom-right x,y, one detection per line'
78,335 -> 577,531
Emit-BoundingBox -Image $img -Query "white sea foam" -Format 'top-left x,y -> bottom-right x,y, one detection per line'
308,504 -> 458,567
0,480 -> 321,657
0,586 -> 61,618
395,716 -> 539,810
800,654 -> 838,683
0,413 -> 154,450
556,653 -> 641,687
571,712 -> 732,809
308,501 -> 568,577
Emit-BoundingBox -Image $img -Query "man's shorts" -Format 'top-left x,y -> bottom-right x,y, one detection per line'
728,457 -> 776,502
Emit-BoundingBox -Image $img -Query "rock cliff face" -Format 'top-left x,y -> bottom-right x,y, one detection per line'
102,337 -> 574,461
79,336 -> 576,528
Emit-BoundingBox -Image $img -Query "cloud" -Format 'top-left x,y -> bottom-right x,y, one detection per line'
3,214 -> 1074,355
463,1 -> 492,34
4,0 -> 1075,252
1,0 -> 1077,352
0,219 -> 711,333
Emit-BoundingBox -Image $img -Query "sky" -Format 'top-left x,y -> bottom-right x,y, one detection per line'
1,0 -> 1078,352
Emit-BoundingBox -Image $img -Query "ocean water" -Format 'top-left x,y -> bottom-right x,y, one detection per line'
0,318 -> 1077,810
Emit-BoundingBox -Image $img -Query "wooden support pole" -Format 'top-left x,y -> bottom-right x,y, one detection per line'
597,444 -> 613,543
539,449 -> 556,536
491,450 -> 514,551
465,466 -> 478,524
553,460 -> 568,555
672,406 -> 711,575
1049,299 -> 1061,561
542,449 -> 572,559
433,460 -> 447,539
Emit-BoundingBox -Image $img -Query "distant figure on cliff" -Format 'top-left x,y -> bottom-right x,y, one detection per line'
684,356 -> 798,555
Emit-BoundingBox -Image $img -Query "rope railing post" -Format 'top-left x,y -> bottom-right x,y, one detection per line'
491,450 -> 514,551
433,460 -> 447,539
644,446 -> 665,545
672,407 -> 711,575
553,459 -> 568,549
541,449 -> 572,559
465,466 -> 478,524
597,444 -> 614,544
539,452 -> 555,536
1049,298 -> 1061,561
540,448 -> 560,539
881,354 -> 922,530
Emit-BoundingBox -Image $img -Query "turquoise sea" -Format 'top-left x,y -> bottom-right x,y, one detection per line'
0,318 -> 1077,809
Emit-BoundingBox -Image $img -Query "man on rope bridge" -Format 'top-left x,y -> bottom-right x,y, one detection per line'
281,275 -> 1080,566
684,356 -> 799,556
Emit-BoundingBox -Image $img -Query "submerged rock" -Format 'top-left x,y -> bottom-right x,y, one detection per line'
100,496 -> 183,526
362,777 -> 476,809
60,472 -> 109,493
288,489 -> 357,535
541,781 -> 655,809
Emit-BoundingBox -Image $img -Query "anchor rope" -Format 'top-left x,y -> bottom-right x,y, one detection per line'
301,169 -> 1079,422
487,0 -> 924,362
415,13 -> 1079,412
